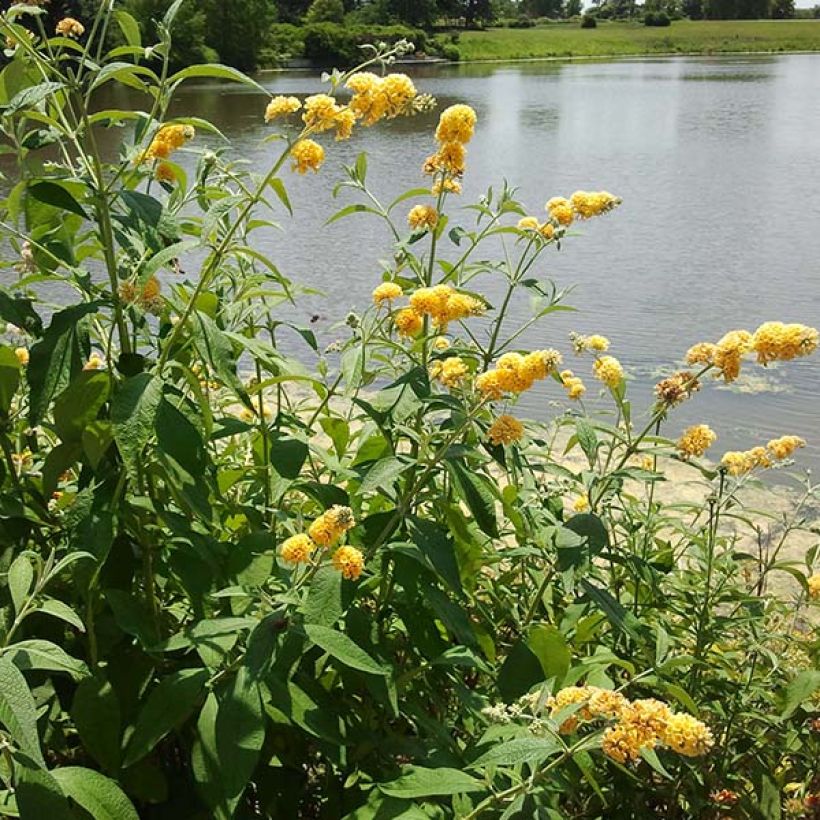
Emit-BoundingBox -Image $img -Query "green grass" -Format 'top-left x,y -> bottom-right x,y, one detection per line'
455,19 -> 820,62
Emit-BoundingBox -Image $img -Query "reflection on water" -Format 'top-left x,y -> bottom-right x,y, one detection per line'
7,54 -> 820,470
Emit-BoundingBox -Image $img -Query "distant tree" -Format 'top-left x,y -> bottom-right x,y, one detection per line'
306,0 -> 346,21
564,0 -> 584,16
463,0 -> 495,24
523,0 -> 563,16
201,0 -> 277,70
276,0 -> 314,22
681,0 -> 704,18
387,0 -> 440,25
770,0 -> 794,17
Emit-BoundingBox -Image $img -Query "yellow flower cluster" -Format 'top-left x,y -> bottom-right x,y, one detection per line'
573,493 -> 590,513
394,308 -> 423,338
475,349 -> 562,400
677,424 -> 717,458
424,104 -> 477,180
302,93 -> 355,140
569,190 -> 621,219
686,321 -> 818,383
281,533 -> 314,565
487,414 -> 524,446
433,336 -> 451,351
265,95 -> 301,122
432,178 -> 462,196
56,17 -> 84,38
752,321 -> 819,365
142,124 -> 195,163
14,347 -> 29,366
290,139 -> 324,174
155,162 -> 176,184
408,204 -> 439,231
571,333 -> 610,354
346,72 -> 418,126
560,369 -> 586,400
545,196 -> 574,227
593,355 -> 624,389
407,284 -> 485,331
280,527 -> 364,581
332,545 -> 365,581
430,356 -> 469,389
308,505 -> 356,548
720,435 -> 805,475
546,686 -> 628,734
372,282 -> 403,306
118,275 -> 163,314
84,353 -> 103,371
808,574 -> 820,600
655,370 -> 700,407
517,216 -> 555,240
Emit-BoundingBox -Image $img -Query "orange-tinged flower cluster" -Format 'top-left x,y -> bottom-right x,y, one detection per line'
429,356 -> 469,389
407,284 -> 484,331
265,95 -> 301,122
569,190 -> 621,219
546,196 -> 574,227
302,93 -> 356,140
281,533 -> 315,565
593,355 -> 624,389
290,139 -> 324,174
14,347 -> 29,366
487,414 -> 524,446
394,308 -> 423,338
142,124 -> 195,163
546,686 -> 628,734
720,435 -> 805,475
118,275 -> 163,314
475,350 -> 562,400
424,104 -> 477,181
408,204 -> 439,231
517,216 -> 555,240
561,369 -> 586,400
346,72 -> 418,126
308,505 -> 356,548
332,545 -> 365,580
752,321 -> 819,365
808,574 -> 820,600
155,162 -> 175,183
677,424 -> 717,458
372,282 -> 403,306
432,178 -> 462,196
56,17 -> 84,38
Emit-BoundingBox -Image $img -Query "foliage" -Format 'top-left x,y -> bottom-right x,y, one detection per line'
0,3 -> 819,819
645,10 -> 673,24
301,22 -> 429,63
581,13 -> 599,26
305,0 -> 347,24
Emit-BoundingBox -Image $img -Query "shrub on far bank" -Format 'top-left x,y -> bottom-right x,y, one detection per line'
302,22 -> 428,64
581,13 -> 599,27
645,10 -> 673,24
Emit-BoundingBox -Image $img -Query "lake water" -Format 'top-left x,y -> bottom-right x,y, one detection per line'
21,54 -> 820,471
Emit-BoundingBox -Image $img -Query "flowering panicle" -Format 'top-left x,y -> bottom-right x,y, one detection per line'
15,347 -> 29,366
346,72 -> 419,127
677,424 -> 717,458
571,332 -> 611,354
517,216 -> 555,240
424,104 -> 477,182
141,124 -> 195,163
429,356 -> 469,389
721,435 -> 805,475
592,355 -> 624,389
308,505 -> 355,548
372,282 -> 403,306
487,414 -> 524,446
290,139 -> 324,174
546,196 -> 574,227
394,308 -> 423,338
265,96 -> 301,122
56,17 -> 84,38
655,370 -> 700,407
332,545 -> 364,580
408,284 -> 484,331
280,534 -> 315,565
408,204 -> 439,232
475,349 -> 561,400
569,190 -> 621,219
752,321 -> 818,364
560,369 -> 586,400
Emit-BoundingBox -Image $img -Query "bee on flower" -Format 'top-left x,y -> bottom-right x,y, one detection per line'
308,505 -> 355,548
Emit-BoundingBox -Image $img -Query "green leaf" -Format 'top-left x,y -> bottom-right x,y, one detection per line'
472,737 -> 561,768
575,418 -> 599,466
303,566 -> 343,627
53,371 -> 110,443
639,746 -> 673,780
0,346 -> 21,415
268,177 -> 292,215
123,669 -> 209,767
51,767 -> 138,820
72,676 -> 121,773
359,456 -> 410,497
0,657 -> 45,767
303,624 -> 387,677
27,303 -> 98,426
379,766 -> 483,799
527,624 -> 571,684
34,599 -> 85,632
580,580 -> 645,641
28,181 -> 87,219
114,10 -> 141,47
5,81 -> 64,115
111,373 -> 162,475
446,460 -> 498,538
192,311 -> 250,406
326,203 -> 379,226
12,752 -> 72,819
268,437 -> 308,480
7,553 -> 33,615
0,292 -> 43,337
781,669 -> 820,717
168,64 -> 266,94
497,639 -> 545,702
140,238 -> 199,283
4,639 -> 88,680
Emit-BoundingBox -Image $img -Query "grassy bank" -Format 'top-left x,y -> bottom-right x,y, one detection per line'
456,19 -> 820,61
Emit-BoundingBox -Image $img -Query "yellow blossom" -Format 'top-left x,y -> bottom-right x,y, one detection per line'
752,321 -> 819,365
56,17 -> 84,38
332,545 -> 364,580
713,329 -> 753,382
685,341 -> 717,366
586,334 -> 610,352
767,435 -> 805,461
430,356 -> 469,389
380,73 -> 417,118
84,354 -> 104,371
281,534 -> 315,565
346,72 -> 417,126
593,355 -> 624,389
394,308 -> 423,338
677,424 -> 717,458
302,93 -> 339,133
435,104 -> 477,144
573,493 -> 589,513
661,713 -> 714,757
546,196 -> 573,226
408,204 -> 439,231
324,505 -> 355,533
561,369 -> 586,400
333,107 -> 355,140
487,414 -> 524,446
432,178 -> 462,195
14,347 -> 29,366
155,162 -> 175,183
308,516 -> 339,548
475,370 -> 505,400
432,336 -> 451,351
290,139 -> 324,174
265,96 -> 301,122
372,282 -> 403,306
808,574 -> 820,599
570,190 -> 621,219
426,141 -> 467,177
517,216 -> 540,231
142,124 -> 194,163
721,450 -> 754,476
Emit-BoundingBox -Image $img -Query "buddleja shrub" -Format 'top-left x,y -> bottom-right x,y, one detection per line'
0,2 -> 819,818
